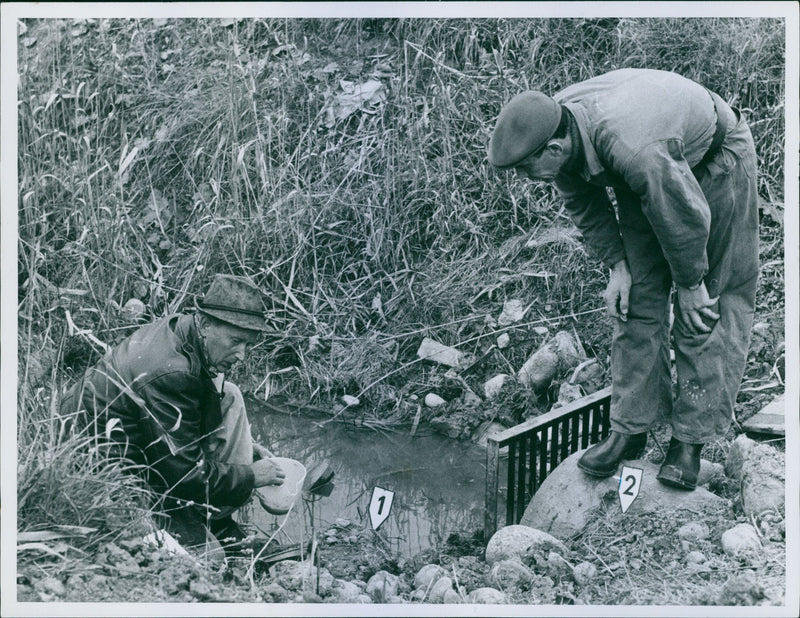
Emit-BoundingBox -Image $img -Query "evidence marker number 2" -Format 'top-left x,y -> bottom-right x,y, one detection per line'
618,466 -> 643,514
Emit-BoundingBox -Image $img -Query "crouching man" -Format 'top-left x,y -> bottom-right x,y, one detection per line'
61,274 -> 286,555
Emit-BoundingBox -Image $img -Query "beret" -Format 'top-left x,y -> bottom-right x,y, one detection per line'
488,91 -> 562,168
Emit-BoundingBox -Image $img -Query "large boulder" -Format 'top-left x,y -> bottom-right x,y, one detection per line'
485,525 -> 567,565
519,450 -> 725,540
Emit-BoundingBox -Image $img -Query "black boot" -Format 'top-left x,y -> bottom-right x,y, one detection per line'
657,437 -> 702,490
577,431 -> 647,477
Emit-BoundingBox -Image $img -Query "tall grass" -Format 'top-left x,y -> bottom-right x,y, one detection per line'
17,18 -> 785,535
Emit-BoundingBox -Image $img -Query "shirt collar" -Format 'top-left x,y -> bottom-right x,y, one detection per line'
562,101 -> 606,181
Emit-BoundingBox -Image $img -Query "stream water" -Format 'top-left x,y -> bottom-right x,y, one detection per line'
239,400 -> 491,558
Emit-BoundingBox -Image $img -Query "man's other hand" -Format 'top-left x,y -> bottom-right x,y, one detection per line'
252,458 -> 286,487
676,282 -> 719,334
604,259 -> 632,322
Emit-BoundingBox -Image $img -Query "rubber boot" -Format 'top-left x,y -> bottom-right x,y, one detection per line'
577,431 -> 647,477
656,437 -> 702,490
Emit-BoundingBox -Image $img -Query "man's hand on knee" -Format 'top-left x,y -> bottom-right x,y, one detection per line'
252,458 -> 286,487
676,282 -> 720,334
604,259 -> 631,322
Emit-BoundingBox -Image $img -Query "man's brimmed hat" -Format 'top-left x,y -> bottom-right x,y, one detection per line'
195,274 -> 272,332
488,91 -> 562,168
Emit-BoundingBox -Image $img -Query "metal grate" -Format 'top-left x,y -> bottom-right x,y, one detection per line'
484,387 -> 611,538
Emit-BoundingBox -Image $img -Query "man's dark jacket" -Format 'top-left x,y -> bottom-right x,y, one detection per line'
63,314 -> 254,507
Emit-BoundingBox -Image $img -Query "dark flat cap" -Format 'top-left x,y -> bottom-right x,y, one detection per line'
488,91 -> 562,168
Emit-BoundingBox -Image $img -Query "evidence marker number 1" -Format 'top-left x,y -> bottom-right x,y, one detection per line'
618,466 -> 643,514
369,486 -> 394,530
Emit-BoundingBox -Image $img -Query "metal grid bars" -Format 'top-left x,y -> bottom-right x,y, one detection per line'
484,387 -> 612,538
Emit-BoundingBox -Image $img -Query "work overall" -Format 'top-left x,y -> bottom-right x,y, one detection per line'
554,69 -> 759,444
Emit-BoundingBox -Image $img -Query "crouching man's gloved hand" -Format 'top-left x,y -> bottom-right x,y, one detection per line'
252,458 -> 286,487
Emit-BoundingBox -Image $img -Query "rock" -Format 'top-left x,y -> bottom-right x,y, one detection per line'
725,435 -> 756,481
387,595 -> 407,604
443,589 -> 462,604
461,386 -> 483,407
485,525 -> 567,565
424,393 -> 446,408
122,298 -> 146,320
428,576 -> 454,603
467,587 -> 507,604
572,561 -> 597,586
677,521 -> 710,541
520,450 -> 725,539
410,588 -> 427,602
742,394 -> 785,436
331,580 -> 362,603
686,551 -> 707,565
430,416 -> 462,438
472,421 -> 506,447
498,299 -> 526,326
38,577 -> 66,597
269,560 -> 334,595
697,460 -> 725,486
717,571 -> 766,605
533,326 -> 549,336
262,582 -> 289,603
413,564 -> 447,590
569,359 -> 604,394
518,331 -> 585,391
302,590 -> 324,603
366,570 -> 399,602
417,337 -> 466,369
496,333 -> 510,349
741,443 -> 785,516
489,559 -> 534,589
484,374 -> 510,399
721,524 -> 761,558
546,552 -> 572,575
341,395 -> 360,406
189,579 -> 214,600
554,382 -> 583,407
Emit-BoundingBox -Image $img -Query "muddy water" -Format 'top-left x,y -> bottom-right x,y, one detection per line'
239,400 -> 489,558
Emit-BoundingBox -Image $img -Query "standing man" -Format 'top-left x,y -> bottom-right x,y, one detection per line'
61,274 -> 286,554
488,69 -> 759,489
